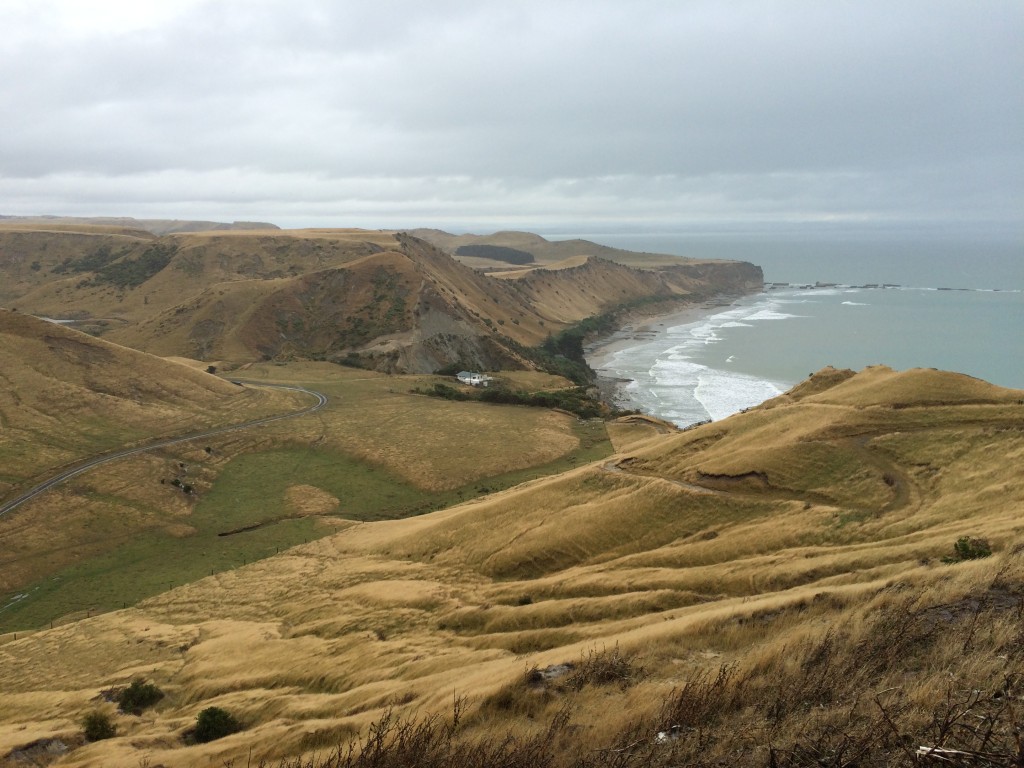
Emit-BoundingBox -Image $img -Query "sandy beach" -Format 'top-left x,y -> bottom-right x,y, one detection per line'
584,296 -> 744,410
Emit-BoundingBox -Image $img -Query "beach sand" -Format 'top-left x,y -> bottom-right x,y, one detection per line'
584,297 -> 742,410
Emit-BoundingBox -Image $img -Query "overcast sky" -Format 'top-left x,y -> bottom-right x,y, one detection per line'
2,0 -> 1021,234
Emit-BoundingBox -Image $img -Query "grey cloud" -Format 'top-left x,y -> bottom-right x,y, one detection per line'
1,0 -> 1021,229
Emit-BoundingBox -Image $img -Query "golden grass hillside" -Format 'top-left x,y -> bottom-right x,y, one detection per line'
0,358 -> 609,633
411,229 -> 702,269
0,225 -> 154,312
0,216 -> 278,236
105,234 -> 555,367
0,313 -> 311,611
1,225 -> 761,374
0,310 -> 302,489
0,226 -> 399,332
0,366 -> 1020,767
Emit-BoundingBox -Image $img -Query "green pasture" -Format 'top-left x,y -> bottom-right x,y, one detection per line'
0,408 -> 612,633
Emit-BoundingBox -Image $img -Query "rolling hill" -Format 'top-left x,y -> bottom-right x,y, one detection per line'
0,215 -> 279,236
0,312 -> 312,602
411,228 -> 692,268
0,333 -> 613,635
0,224 -> 762,372
0,310 -> 302,489
1,365 -> 1020,767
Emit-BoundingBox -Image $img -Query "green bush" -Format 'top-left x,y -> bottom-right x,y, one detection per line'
82,710 -> 116,741
117,678 -> 164,713
454,244 -> 535,264
91,243 -> 176,288
945,536 -> 992,563
417,383 -> 472,401
194,706 -> 241,743
52,245 -> 121,275
479,385 -> 604,418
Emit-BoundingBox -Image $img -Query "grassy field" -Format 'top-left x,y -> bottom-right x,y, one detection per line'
230,363 -> 609,491
0,362 -> 613,633
0,366 -> 1019,767
0,310 -> 305,493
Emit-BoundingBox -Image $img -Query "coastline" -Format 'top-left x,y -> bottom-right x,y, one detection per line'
584,295 -> 750,413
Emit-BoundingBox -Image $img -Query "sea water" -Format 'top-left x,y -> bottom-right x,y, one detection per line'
579,232 -> 1023,427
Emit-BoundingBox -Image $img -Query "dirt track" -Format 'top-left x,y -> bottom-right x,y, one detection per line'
0,382 -> 327,518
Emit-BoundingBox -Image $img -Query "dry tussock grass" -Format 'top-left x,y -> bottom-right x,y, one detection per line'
0,422 -> 294,597
212,571 -> 1021,767
2,358 -> 599,625
240,366 -> 586,492
0,310 -> 302,480
286,485 -> 341,516
605,415 -> 677,453
804,364 -> 1024,407
0,368 -> 1021,767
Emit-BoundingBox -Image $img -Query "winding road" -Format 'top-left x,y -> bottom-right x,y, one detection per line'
0,382 -> 328,519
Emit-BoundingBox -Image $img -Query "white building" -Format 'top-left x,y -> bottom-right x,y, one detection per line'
456,371 -> 493,387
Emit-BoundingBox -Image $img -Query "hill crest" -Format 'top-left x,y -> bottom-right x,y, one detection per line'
0,364 -> 1020,766
1,226 -> 761,372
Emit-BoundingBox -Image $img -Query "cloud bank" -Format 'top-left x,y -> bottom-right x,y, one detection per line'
3,0 -> 1021,232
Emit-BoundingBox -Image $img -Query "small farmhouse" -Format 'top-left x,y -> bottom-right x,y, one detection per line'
455,371 -> 493,387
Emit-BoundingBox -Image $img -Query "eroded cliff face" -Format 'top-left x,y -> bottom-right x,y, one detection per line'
658,260 -> 764,296
353,237 -> 763,375
0,225 -> 763,373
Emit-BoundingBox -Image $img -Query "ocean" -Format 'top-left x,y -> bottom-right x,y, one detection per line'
578,231 -> 1023,427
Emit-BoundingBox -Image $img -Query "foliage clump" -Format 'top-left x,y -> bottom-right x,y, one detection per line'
413,383 -> 473,401
52,245 -> 122,275
90,243 -> 177,289
194,706 -> 242,743
526,296 -> 677,385
944,536 -> 993,563
117,678 -> 164,714
82,710 -> 116,742
479,385 -> 604,419
454,244 -> 535,265
415,380 -> 607,418
562,644 -> 646,691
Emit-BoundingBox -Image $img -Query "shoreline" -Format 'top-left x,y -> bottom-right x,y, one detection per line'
584,294 -> 751,413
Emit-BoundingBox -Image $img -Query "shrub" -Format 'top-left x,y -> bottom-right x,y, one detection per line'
944,536 -> 992,563
194,706 -> 241,743
563,644 -> 646,691
82,710 -> 116,741
117,678 -> 164,714
91,243 -> 176,288
423,383 -> 472,401
454,244 -> 535,264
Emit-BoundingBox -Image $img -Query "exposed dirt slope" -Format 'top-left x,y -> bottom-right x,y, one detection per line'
107,234 -> 549,370
1,226 -> 761,372
104,234 -> 760,368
